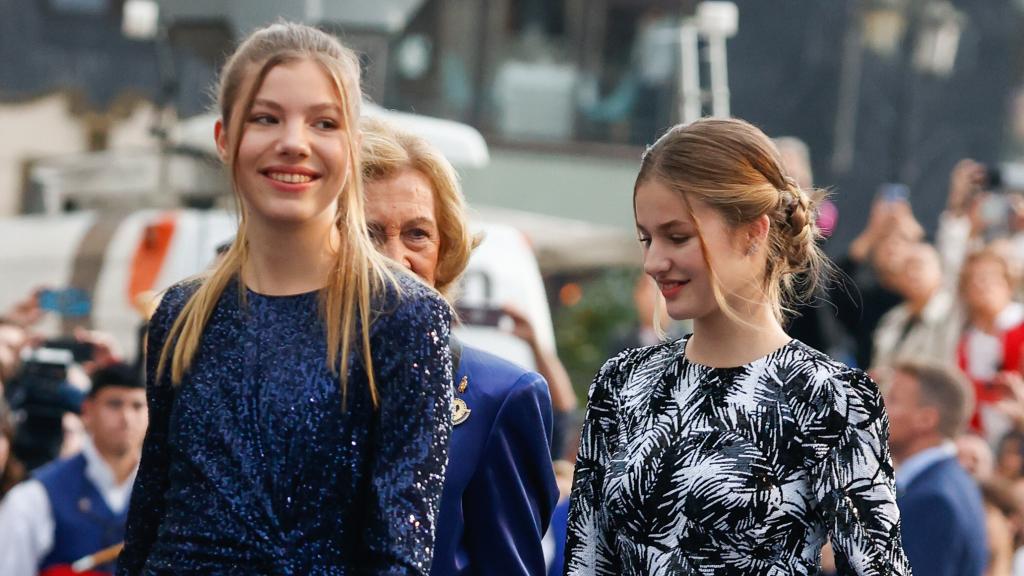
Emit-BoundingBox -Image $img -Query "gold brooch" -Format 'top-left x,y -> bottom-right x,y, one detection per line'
452,398 -> 472,426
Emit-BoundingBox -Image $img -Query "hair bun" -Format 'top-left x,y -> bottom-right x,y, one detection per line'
780,185 -> 816,270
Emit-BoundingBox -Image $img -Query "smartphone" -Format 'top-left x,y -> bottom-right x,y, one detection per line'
878,183 -> 910,203
986,166 -> 1004,191
38,288 -> 91,318
456,305 -> 507,327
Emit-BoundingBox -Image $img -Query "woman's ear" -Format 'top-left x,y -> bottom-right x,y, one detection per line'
214,119 -> 229,163
743,214 -> 771,255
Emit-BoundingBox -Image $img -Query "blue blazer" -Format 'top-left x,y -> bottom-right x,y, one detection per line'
897,455 -> 988,576
432,344 -> 559,576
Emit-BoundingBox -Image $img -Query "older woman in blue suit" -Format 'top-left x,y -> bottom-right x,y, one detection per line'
361,118 -> 559,576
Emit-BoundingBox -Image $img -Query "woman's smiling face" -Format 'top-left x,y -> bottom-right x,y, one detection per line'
219,58 -> 351,233
635,178 -> 762,322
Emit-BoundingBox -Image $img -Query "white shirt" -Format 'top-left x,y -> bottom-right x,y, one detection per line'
0,438 -> 137,576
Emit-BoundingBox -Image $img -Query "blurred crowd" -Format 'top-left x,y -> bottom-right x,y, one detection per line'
806,154 -> 1024,575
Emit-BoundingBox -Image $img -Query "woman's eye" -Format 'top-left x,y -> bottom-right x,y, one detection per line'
670,235 -> 691,244
637,236 -> 652,247
313,118 -> 339,130
406,228 -> 432,242
249,114 -> 276,125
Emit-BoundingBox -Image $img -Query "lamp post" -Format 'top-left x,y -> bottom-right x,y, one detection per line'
123,0 -> 178,205
678,1 -> 738,123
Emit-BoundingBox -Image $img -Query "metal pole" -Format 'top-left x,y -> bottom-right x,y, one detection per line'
678,18 -> 702,123
831,0 -> 865,175
706,33 -> 730,118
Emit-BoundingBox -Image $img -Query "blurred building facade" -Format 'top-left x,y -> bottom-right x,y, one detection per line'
1,0 -> 1024,247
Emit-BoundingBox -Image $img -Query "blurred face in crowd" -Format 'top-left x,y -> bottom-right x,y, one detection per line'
998,435 -> 1024,480
961,256 -> 1014,322
871,233 -> 912,292
777,146 -> 812,191
884,370 -> 939,461
635,179 -> 765,322
364,168 -> 441,286
895,243 -> 942,304
0,324 -> 27,384
81,387 -> 148,460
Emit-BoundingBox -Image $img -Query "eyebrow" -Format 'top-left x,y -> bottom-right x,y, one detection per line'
404,217 -> 438,229
637,220 -> 693,233
251,99 -> 342,114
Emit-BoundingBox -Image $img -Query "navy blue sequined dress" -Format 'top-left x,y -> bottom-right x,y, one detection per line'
117,274 -> 453,576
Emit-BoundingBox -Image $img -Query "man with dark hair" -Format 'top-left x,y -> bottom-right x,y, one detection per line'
0,362 -> 147,575
885,361 -> 988,576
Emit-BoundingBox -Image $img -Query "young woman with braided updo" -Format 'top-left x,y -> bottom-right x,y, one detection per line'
564,119 -> 911,575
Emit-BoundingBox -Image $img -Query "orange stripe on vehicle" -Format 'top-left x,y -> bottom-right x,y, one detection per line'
128,212 -> 177,314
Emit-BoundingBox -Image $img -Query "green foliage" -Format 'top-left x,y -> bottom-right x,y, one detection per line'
552,268 -> 639,404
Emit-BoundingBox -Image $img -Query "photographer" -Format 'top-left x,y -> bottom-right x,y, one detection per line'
0,362 -> 146,576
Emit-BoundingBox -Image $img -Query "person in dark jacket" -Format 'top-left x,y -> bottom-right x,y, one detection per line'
885,361 -> 988,576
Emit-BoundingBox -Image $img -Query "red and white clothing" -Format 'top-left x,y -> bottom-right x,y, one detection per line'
958,302 -> 1024,439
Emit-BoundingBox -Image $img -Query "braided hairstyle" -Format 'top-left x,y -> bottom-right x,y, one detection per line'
634,117 -> 830,324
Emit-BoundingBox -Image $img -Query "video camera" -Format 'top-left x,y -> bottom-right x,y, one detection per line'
4,345 -> 86,471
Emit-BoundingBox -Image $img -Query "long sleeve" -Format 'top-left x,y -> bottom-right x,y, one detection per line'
563,354 -> 625,576
116,286 -> 186,575
0,479 -> 54,576
361,292 -> 453,576
812,370 -> 911,576
462,372 -> 559,576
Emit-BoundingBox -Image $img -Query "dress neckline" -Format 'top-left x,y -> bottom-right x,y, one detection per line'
679,333 -> 797,371
244,284 -> 321,301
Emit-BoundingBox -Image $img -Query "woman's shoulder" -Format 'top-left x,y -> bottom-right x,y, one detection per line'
779,340 -> 886,439
595,339 -> 685,391
151,278 -> 203,326
371,270 -> 450,332
459,345 -> 547,400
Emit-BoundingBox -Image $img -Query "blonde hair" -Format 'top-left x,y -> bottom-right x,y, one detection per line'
960,248 -> 1016,295
360,117 -> 480,300
158,22 -> 397,407
635,118 -> 829,325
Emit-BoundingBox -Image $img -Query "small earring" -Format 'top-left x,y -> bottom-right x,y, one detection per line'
746,242 -> 759,256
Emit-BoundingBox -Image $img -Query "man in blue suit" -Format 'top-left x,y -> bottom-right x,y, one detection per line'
885,361 -> 988,576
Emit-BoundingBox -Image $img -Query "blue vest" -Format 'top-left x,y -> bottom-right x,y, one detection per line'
35,453 -> 128,575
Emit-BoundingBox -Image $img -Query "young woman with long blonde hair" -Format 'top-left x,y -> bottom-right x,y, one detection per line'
117,23 -> 453,575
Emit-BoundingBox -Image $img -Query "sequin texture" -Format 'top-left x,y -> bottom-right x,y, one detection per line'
117,273 -> 453,575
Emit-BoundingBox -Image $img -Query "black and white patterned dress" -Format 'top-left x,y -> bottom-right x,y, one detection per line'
564,336 -> 910,575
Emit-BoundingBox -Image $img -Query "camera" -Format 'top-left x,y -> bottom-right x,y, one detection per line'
4,347 -> 84,470
985,162 -> 1024,193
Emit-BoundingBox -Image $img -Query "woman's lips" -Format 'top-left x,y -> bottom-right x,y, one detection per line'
659,280 -> 689,299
